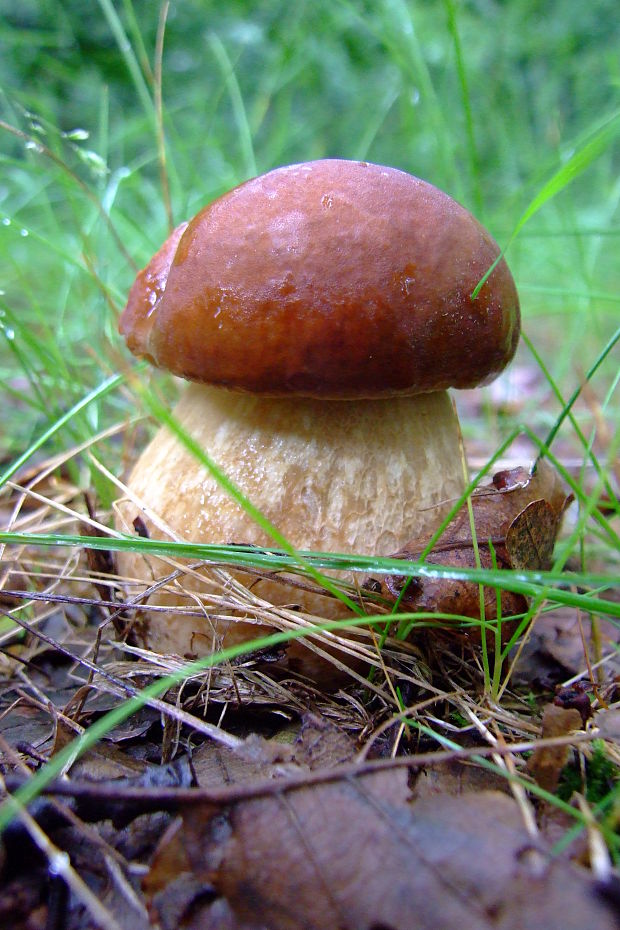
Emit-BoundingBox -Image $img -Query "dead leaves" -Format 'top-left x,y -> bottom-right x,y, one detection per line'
140,724 -> 620,930
0,456 -> 614,930
1,715 -> 617,930
145,766 -> 618,930
379,460 -> 572,638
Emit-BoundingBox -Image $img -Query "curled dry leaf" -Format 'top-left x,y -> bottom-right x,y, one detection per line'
379,459 -> 572,640
527,703 -> 584,794
144,778 -> 619,930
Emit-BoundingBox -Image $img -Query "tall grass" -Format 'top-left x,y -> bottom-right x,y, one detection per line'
1,1 -> 617,456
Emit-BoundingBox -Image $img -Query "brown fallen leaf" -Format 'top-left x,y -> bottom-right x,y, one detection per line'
145,778 -> 619,930
82,492 -> 116,584
143,818 -> 251,930
293,711 -> 357,769
596,707 -> 620,742
379,459 -> 571,640
191,732 -> 298,790
0,559 -> 27,608
512,607 -> 620,688
191,714 -> 357,793
527,703 -> 583,794
410,755 -> 511,801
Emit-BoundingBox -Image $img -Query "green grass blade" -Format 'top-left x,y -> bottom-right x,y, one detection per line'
208,33 -> 257,180
1,531 -> 618,620
540,325 -> 620,456
96,0 -> 154,119
443,0 -> 482,213
0,373 -> 124,489
522,330 -> 618,507
472,110 -> 620,297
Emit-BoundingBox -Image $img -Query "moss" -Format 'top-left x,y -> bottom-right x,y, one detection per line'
557,740 -> 618,804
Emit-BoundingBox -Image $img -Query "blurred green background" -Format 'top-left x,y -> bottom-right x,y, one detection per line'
0,0 -> 618,465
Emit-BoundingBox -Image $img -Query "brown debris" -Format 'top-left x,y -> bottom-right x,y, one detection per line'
379,460 -> 572,640
528,703 -> 583,794
145,780 -> 619,930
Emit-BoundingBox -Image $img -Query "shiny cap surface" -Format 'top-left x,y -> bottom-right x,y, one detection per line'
120,159 -> 520,397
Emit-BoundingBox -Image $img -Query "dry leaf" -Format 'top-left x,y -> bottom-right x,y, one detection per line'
505,498 -> 560,569
410,756 -> 511,801
145,779 -> 619,930
190,715 -> 355,791
596,707 -> 620,742
295,713 -> 356,768
380,460 -> 571,640
191,733 -> 298,789
528,703 -> 583,794
553,682 -> 593,727
82,493 -> 116,583
0,559 -> 26,608
512,608 -> 620,688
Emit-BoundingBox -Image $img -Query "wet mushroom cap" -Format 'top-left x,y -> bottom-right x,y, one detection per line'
120,159 -> 520,397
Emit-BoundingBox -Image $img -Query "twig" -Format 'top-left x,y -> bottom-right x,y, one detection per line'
4,730 -> 598,814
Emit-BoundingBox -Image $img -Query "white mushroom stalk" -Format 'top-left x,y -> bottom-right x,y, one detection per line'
116,385 -> 465,657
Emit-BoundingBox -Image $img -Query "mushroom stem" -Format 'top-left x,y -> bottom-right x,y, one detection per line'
116,384 -> 465,659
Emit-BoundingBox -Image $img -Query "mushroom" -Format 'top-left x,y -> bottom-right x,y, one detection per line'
115,159 -> 519,671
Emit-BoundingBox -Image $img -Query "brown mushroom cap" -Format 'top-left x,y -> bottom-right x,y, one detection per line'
120,159 -> 519,398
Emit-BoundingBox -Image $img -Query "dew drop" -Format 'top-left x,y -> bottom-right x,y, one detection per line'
63,128 -> 89,141
4,327 -> 15,341
1,218 -> 10,227
20,228 -> 29,237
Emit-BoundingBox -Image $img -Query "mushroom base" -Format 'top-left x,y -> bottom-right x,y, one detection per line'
115,385 -> 465,676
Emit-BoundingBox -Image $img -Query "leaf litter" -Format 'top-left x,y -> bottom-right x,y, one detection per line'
145,772 -> 618,930
0,437 -> 619,928
378,460 -> 572,635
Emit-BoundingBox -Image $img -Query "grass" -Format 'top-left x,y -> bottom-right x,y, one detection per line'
0,0 -> 619,869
